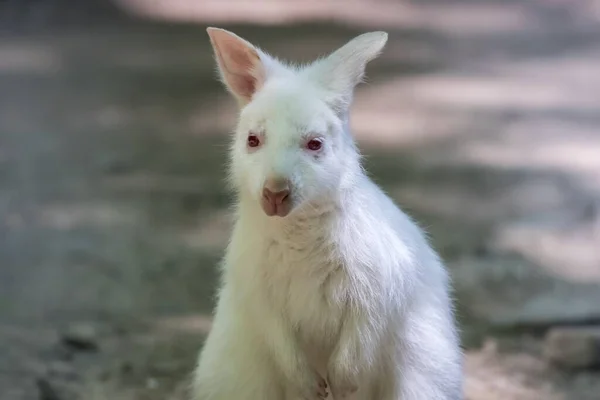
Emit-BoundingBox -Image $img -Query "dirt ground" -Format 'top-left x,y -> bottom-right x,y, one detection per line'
1,1 -> 600,399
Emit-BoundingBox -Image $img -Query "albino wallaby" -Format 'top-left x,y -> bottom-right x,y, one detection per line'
193,27 -> 463,400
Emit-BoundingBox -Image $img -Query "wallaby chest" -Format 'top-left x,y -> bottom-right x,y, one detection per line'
261,235 -> 347,347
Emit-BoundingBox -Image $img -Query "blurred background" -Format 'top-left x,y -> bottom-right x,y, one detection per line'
1,0 -> 600,399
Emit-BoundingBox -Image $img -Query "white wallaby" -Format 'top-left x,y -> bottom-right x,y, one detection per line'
193,27 -> 463,400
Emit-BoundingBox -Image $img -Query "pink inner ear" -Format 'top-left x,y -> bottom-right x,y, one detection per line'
210,31 -> 264,101
226,48 -> 259,99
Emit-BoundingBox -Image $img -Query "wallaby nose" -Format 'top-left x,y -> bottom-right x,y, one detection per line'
261,178 -> 291,217
262,187 -> 290,205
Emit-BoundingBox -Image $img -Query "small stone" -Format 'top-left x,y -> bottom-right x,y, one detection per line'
61,323 -> 98,351
543,326 -> 600,369
146,377 -> 159,389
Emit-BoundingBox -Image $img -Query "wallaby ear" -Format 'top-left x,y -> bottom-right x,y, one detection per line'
207,27 -> 268,105
307,31 -> 388,111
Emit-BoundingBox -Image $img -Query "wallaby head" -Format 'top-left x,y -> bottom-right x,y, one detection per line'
207,27 -> 388,218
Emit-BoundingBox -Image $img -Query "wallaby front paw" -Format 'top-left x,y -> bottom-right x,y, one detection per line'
298,371 -> 329,399
316,376 -> 329,399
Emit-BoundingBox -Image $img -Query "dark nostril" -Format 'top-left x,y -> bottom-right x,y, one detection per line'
277,190 -> 290,204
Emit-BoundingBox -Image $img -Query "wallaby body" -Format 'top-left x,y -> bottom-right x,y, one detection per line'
193,28 -> 463,400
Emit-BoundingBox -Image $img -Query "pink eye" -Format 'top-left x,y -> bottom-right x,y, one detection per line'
306,138 -> 323,151
247,134 -> 260,148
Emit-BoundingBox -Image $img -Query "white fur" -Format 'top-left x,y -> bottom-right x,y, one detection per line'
193,28 -> 463,400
